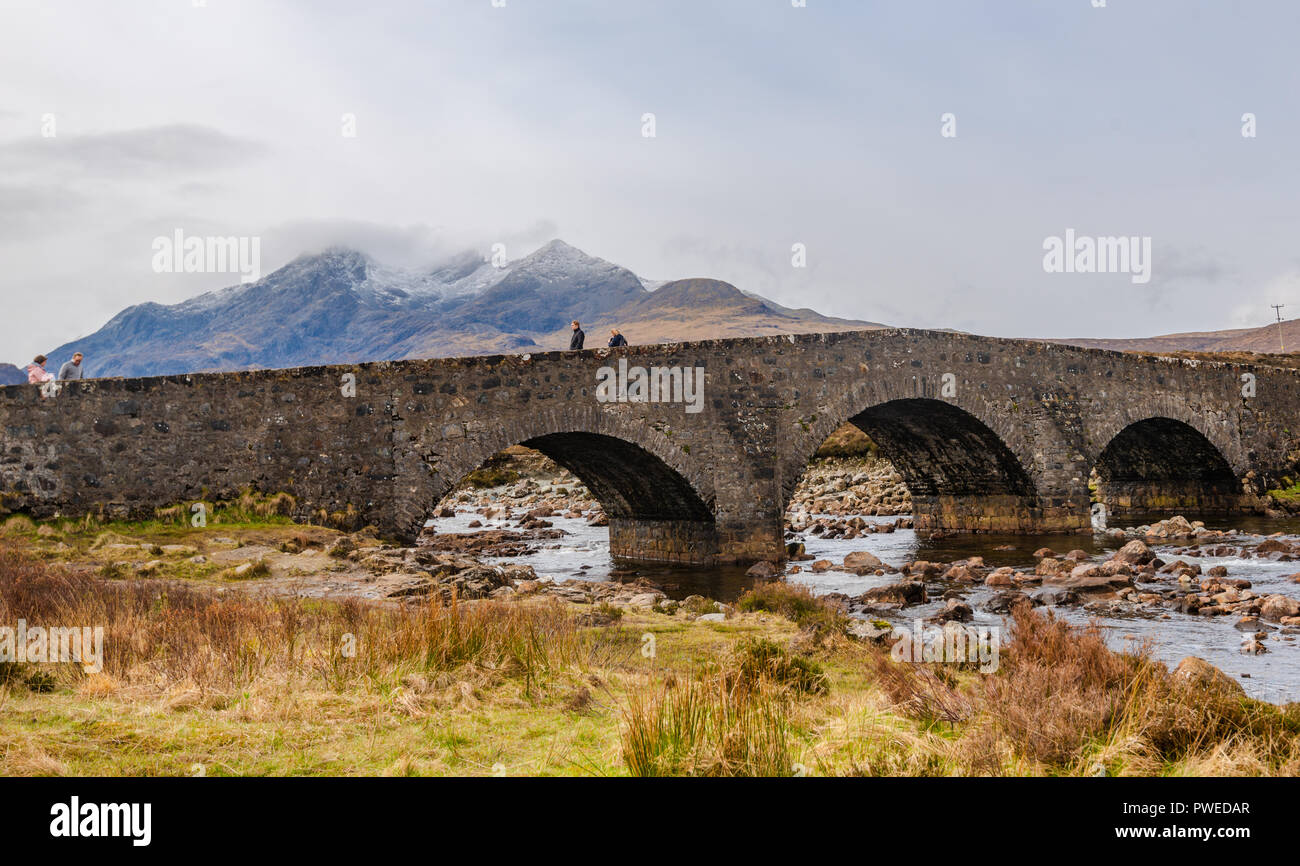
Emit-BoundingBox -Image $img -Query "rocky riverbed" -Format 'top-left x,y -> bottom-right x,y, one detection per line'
433,449 -> 912,530
416,450 -> 1300,701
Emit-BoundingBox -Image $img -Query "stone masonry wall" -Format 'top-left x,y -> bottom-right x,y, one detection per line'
2,329 -> 1298,565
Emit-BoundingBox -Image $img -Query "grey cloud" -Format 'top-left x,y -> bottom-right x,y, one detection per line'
0,183 -> 85,237
0,124 -> 268,177
257,218 -> 564,272
1159,247 -> 1232,285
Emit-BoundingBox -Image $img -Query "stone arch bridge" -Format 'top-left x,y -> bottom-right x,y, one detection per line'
2,329 -> 1297,565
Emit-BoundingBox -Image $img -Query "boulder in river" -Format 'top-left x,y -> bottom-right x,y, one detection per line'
983,590 -> 1036,613
1259,594 -> 1300,622
843,550 -> 885,572
927,598 -> 973,623
858,581 -> 927,607
1256,538 -> 1294,556
1043,565 -> 1134,592
984,568 -> 1015,587
1110,539 -> 1155,566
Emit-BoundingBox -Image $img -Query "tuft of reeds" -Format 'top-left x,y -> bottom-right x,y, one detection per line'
620,672 -> 795,777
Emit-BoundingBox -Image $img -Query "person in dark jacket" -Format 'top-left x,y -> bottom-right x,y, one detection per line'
607,329 -> 628,347
569,320 -> 585,350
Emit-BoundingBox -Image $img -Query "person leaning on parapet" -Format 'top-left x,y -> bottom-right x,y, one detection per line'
569,320 -> 585,350
58,352 -> 85,380
25,355 -> 54,384
607,329 -> 628,347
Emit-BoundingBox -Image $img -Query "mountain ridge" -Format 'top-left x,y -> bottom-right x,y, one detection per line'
38,240 -> 885,378
1052,319 -> 1300,356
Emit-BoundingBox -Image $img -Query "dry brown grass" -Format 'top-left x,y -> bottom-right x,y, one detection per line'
867,602 -> 1300,775
0,547 -> 586,700
4,540 -> 1297,777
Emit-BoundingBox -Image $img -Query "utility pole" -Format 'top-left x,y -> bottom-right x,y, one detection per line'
1272,304 -> 1287,353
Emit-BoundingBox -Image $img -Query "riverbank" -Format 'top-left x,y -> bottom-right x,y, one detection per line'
1,512 -> 1299,776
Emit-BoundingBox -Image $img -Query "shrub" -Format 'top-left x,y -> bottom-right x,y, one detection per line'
0,515 -> 36,537
813,424 -> 878,459
736,581 -> 848,636
463,467 -> 520,489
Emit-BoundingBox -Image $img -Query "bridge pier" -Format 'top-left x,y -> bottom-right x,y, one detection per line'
910,493 -> 1091,535
1095,480 -> 1253,519
608,518 -> 721,565
605,517 -> 788,566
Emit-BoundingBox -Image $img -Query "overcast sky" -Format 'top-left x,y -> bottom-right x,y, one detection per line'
2,0 -> 1299,363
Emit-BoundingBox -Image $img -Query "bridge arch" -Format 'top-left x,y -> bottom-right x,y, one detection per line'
409,406 -> 719,564
783,380 -> 1077,533
1091,416 -> 1249,519
1084,395 -> 1247,475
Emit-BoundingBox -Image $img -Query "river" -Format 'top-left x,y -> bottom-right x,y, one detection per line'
428,510 -> 1300,703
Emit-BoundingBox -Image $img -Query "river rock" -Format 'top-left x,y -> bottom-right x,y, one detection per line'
943,564 -> 979,582
848,619 -> 893,642
1172,656 -> 1245,695
859,581 -> 927,607
1043,565 -> 1134,592
1034,588 -> 1080,606
843,551 -> 885,572
928,598 -> 973,623
903,560 -> 942,578
746,561 -> 780,579
1099,560 -> 1134,577
1110,539 -> 1155,566
983,590 -> 1034,613
1259,595 -> 1300,622
984,568 -> 1015,587
1035,557 -> 1067,576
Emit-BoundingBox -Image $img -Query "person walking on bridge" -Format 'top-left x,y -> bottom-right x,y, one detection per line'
569,320 -> 585,350
59,352 -> 85,380
26,355 -> 54,385
607,329 -> 628,347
